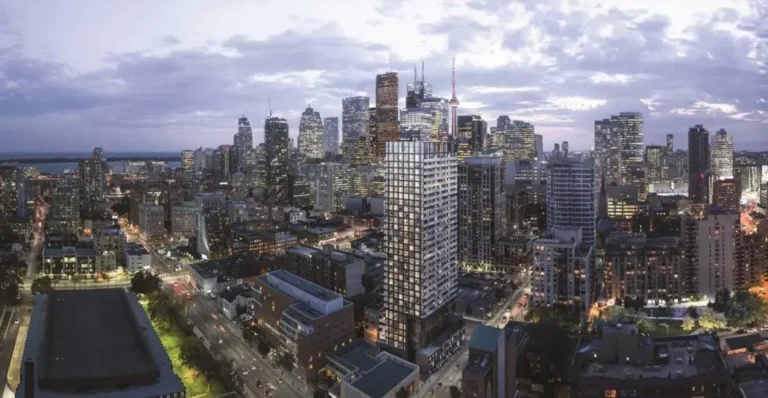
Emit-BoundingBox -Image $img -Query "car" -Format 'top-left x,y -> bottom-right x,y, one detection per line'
277,378 -> 284,384
242,370 -> 248,376
265,389 -> 273,396
256,380 -> 262,388
217,338 -> 223,344
267,383 -> 276,390
748,328 -> 758,333
251,364 -> 257,371
437,382 -> 443,388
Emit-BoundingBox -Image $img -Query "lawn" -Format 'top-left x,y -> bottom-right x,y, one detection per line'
141,300 -> 225,397
650,319 -> 687,337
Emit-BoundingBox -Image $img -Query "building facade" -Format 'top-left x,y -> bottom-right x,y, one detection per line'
688,125 -> 711,204
298,105 -> 324,161
324,116 -> 340,155
374,72 -> 399,159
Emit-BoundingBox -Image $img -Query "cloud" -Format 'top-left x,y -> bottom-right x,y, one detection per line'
0,0 -> 765,151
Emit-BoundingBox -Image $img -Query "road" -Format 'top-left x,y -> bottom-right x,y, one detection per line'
25,202 -> 47,278
184,289 -> 307,398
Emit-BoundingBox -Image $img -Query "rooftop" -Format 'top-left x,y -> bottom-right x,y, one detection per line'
469,324 -> 500,353
264,270 -> 341,302
189,254 -> 275,283
347,352 -> 418,398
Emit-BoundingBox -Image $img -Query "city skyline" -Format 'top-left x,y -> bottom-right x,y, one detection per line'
0,0 -> 766,152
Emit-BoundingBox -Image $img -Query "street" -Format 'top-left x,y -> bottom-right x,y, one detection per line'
25,202 -> 47,278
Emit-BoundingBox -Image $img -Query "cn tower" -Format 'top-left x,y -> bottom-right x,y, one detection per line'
449,57 -> 459,138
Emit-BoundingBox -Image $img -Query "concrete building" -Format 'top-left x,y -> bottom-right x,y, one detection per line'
284,245 -> 366,297
171,201 -> 200,239
571,325 -> 731,398
503,120 -> 535,162
534,134 -> 543,158
594,113 -> 643,186
42,245 -> 96,277
194,191 -> 226,210
462,323 -> 527,398
93,226 -> 125,273
0,164 -> 26,219
681,207 -> 740,297
712,179 -> 739,211
604,234 -> 683,302
326,340 -> 421,398
382,141 -> 461,361
48,184 -> 80,236
230,229 -> 297,256
547,159 -> 596,247
315,162 -> 352,212
342,96 -> 370,142
227,200 -> 249,224
18,289 -> 185,397
187,254 -> 278,294
124,242 -> 152,273
399,108 -> 433,141
531,228 -> 594,310
458,156 -> 506,271
137,203 -> 165,239
252,270 -> 354,382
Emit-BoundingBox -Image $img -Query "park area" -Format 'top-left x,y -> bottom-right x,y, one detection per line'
140,294 -> 226,397
648,319 -> 686,337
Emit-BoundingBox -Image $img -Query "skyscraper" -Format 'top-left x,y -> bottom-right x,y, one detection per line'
399,108 -> 433,141
78,148 -> 108,216
535,134 -> 543,158
264,116 -> 291,224
298,105 -> 324,160
0,165 -> 26,218
457,115 -> 487,159
562,141 -> 569,158
502,121 -> 535,162
645,145 -> 664,182
233,116 -> 253,172
341,96 -> 370,142
711,129 -> 734,180
406,62 -> 432,109
180,150 -> 195,173
375,72 -> 399,159
214,145 -> 231,180
458,155 -> 506,271
681,207 -> 739,297
449,58 -> 460,138
323,117 -> 339,155
594,113 -> 643,185
688,125 -> 710,204
420,97 -> 450,139
666,134 -> 674,152
496,115 -> 511,132
382,141 -> 458,360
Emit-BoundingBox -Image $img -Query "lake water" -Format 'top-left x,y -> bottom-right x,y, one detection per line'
0,152 -> 181,174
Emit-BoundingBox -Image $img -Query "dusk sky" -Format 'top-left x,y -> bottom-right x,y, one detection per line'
0,0 -> 766,152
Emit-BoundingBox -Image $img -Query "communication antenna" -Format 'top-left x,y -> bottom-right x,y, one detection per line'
267,96 -> 272,116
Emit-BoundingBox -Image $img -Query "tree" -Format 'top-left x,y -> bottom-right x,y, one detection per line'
698,308 -> 727,330
686,306 -> 699,319
131,271 -> 162,295
464,304 -> 473,316
361,273 -> 377,294
31,276 -> 54,295
0,267 -> 22,306
258,339 -> 272,357
636,317 -> 657,334
179,336 -> 206,369
279,352 -> 295,373
449,385 -> 462,398
682,316 -> 697,332
395,386 -> 410,398
712,288 -> 731,312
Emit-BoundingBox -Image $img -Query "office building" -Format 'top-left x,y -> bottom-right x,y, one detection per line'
78,149 -> 108,215
138,203 -> 165,239
284,245 -> 366,297
645,145 -> 664,182
0,164 -> 26,219
420,97 -> 450,139
315,162 -> 352,212
382,141 -> 461,361
264,116 -> 292,213
342,96 -> 370,142
546,159 -> 596,247
324,116 -> 340,155
171,201 -> 201,239
534,134 -> 543,158
213,144 -> 231,179
595,113 -> 643,185
19,289 -> 185,397
298,105 -> 324,161
375,72 -> 399,159
571,325 -> 731,398
458,156 -> 506,271
501,120 -> 535,162
406,63 -> 431,110
400,108 -> 433,141
48,185 -> 80,236
233,116 -> 253,172
666,133 -> 674,151
681,207 -> 739,297
531,228 -> 594,310
711,128 -> 734,180
604,234 -> 684,302
712,179 -> 739,211
456,115 -> 487,158
688,125 -> 710,204
180,149 -> 195,173
252,270 -> 354,382
562,141 -> 569,158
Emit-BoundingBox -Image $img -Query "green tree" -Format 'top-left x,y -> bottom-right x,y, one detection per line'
726,292 -> 767,328
361,273 -> 377,293
698,308 -> 727,330
258,339 -> 272,357
636,317 -> 657,334
395,386 -> 410,398
682,316 -> 697,332
131,271 -> 162,295
449,385 -> 462,398
279,352 -> 295,373
31,276 -> 54,295
179,335 -> 206,369
712,288 -> 731,312
0,267 -> 22,306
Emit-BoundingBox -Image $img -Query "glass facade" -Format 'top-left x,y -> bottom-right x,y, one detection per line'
298,106 -> 324,160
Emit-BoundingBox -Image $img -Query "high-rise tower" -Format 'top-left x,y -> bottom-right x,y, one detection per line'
323,117 -> 339,155
298,105 -> 324,160
374,72 -> 399,159
264,116 -> 291,224
688,125 -> 710,204
449,58 -> 460,138
711,129 -> 733,180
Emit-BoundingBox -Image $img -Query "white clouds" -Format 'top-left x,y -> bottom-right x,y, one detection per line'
549,96 -> 607,111
250,70 -> 334,89
589,73 -> 632,84
467,86 -> 542,94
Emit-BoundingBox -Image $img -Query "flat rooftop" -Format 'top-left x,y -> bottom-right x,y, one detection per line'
265,270 -> 341,302
349,354 -> 417,398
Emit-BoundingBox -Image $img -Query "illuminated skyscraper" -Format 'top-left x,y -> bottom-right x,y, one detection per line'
375,72 -> 399,159
264,116 -> 291,223
420,97 -> 450,139
323,117 -> 339,155
298,105 -> 324,160
711,129 -> 733,180
503,120 -> 535,162
594,112 -> 643,185
0,165 -> 25,218
78,148 -> 108,215
400,108 -> 433,141
341,96 -> 370,142
406,62 -> 432,109
535,134 -> 543,158
382,140 -> 459,360
449,58 -> 460,137
180,150 -> 194,173
688,125 -> 710,204
457,115 -> 487,159
233,116 -> 253,172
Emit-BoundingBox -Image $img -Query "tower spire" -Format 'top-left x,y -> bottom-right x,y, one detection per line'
421,60 -> 425,82
268,96 -> 272,116
451,58 -> 456,97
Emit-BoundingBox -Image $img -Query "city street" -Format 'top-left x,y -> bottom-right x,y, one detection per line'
184,290 -> 308,398
25,202 -> 47,278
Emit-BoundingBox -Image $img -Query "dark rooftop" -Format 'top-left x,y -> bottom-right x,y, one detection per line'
40,289 -> 159,391
350,357 -> 417,398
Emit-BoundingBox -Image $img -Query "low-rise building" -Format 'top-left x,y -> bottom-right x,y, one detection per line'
284,245 -> 366,297
571,325 -> 731,398
231,229 -> 297,255
326,340 -> 420,398
93,226 -> 125,273
186,254 -> 277,293
253,270 -> 355,382
124,243 -> 151,273
42,245 -> 96,277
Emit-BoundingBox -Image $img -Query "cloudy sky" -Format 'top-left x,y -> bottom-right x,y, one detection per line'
0,0 -> 766,152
